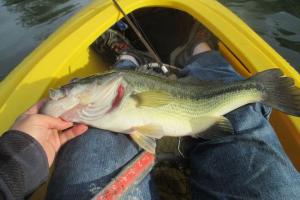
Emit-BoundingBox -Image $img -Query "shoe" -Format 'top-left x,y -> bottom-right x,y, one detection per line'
170,22 -> 217,68
118,49 -> 157,66
93,29 -> 156,66
93,29 -> 132,55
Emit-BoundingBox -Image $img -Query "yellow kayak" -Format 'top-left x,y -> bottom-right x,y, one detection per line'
0,0 -> 299,172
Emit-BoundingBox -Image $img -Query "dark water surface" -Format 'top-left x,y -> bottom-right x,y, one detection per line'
221,0 -> 300,72
0,0 -> 299,80
0,0 -> 90,80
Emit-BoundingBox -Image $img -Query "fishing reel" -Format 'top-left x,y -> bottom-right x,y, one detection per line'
140,62 -> 182,80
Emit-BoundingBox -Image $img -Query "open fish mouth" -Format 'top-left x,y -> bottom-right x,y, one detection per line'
64,82 -> 126,122
41,96 -> 81,118
42,75 -> 126,120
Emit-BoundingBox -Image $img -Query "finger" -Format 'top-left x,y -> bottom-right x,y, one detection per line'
59,124 -> 88,145
33,114 -> 73,130
26,99 -> 48,114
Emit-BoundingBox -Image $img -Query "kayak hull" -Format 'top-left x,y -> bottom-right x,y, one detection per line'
0,0 -> 299,170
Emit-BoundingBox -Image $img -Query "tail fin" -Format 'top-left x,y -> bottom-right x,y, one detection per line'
251,68 -> 300,116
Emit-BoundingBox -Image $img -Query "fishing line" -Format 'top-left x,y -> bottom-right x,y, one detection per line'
177,137 -> 186,159
112,0 -> 182,75
112,0 -> 162,65
129,13 -> 160,59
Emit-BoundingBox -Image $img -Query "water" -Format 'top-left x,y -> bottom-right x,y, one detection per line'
0,0 -> 90,80
0,0 -> 300,80
220,0 -> 300,71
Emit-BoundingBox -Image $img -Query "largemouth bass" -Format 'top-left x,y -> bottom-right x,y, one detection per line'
41,69 -> 300,153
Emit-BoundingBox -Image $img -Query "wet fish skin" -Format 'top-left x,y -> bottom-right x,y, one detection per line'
41,68 -> 300,153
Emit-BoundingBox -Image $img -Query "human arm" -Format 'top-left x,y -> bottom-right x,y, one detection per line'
0,100 -> 88,199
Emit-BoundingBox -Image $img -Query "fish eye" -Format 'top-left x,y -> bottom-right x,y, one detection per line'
69,77 -> 80,83
49,88 -> 66,100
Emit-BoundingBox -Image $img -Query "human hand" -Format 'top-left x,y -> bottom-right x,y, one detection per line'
11,100 -> 88,166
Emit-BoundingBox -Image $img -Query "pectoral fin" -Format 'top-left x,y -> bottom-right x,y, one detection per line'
130,131 -> 156,154
132,91 -> 173,107
135,124 -> 164,139
190,116 -> 234,139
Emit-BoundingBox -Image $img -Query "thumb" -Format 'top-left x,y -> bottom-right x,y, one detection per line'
26,99 -> 48,114
36,114 -> 73,130
59,124 -> 88,145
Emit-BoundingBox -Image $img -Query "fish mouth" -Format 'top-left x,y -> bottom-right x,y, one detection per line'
60,104 -> 87,122
60,83 -> 125,122
41,96 -> 80,118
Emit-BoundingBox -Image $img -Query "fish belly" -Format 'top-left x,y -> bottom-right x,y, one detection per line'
92,98 -> 192,137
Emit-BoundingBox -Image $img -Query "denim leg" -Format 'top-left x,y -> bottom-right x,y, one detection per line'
46,54 -> 155,200
46,129 -> 157,200
183,51 -> 300,199
114,59 -> 138,70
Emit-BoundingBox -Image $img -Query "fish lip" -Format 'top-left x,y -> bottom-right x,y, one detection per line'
42,96 -> 81,117
60,104 -> 87,121
41,100 -> 64,117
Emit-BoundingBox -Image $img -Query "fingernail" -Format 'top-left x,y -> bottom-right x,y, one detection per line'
60,118 -> 72,124
79,125 -> 88,132
64,121 -> 73,126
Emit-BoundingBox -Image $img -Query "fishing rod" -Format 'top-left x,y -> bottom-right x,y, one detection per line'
112,0 -> 162,65
112,0 -> 183,75
113,0 -> 182,75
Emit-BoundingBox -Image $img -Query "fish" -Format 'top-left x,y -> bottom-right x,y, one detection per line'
41,68 -> 300,153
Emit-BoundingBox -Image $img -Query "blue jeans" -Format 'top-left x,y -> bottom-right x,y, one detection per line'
46,51 -> 300,199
